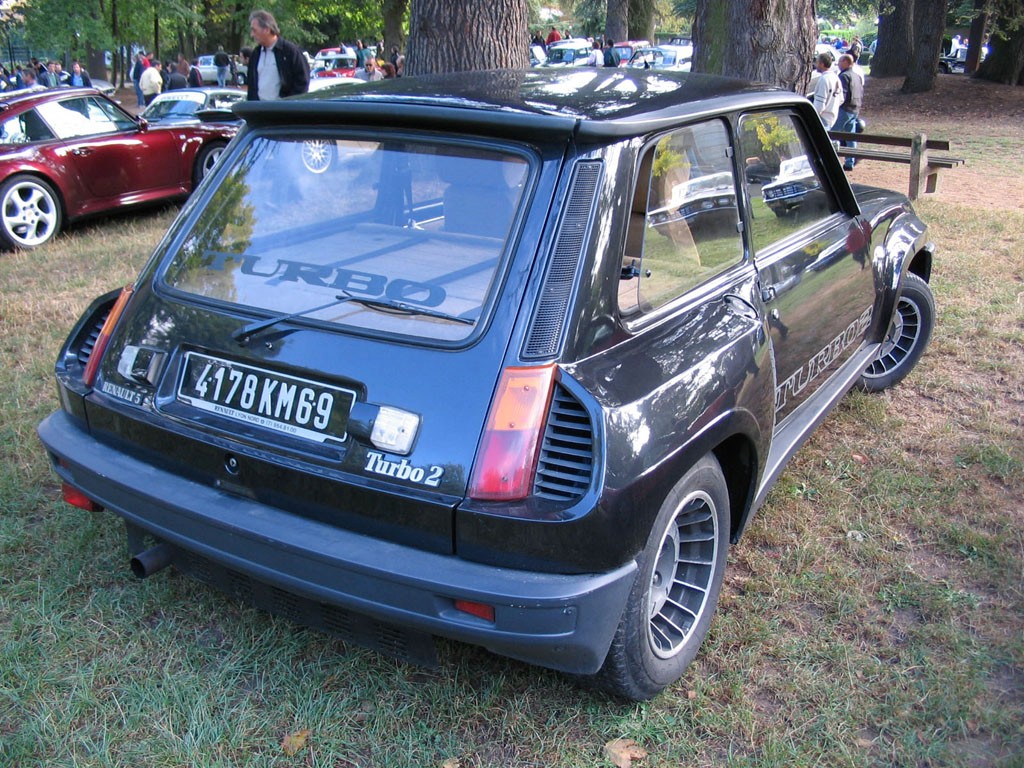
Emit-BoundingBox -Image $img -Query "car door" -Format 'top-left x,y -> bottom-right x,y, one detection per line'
35,95 -> 180,202
738,110 -> 875,422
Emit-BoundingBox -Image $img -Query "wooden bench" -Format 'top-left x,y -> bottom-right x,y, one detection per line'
826,131 -> 965,201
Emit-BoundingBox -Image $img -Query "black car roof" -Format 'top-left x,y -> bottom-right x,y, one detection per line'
233,68 -> 799,142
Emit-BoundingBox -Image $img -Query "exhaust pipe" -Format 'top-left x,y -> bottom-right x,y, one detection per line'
130,543 -> 173,579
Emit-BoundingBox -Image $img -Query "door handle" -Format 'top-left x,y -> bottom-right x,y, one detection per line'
723,293 -> 758,320
72,148 -> 93,157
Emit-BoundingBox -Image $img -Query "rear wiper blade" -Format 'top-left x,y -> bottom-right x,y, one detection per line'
345,295 -> 475,325
232,294 -> 357,344
232,291 -> 473,345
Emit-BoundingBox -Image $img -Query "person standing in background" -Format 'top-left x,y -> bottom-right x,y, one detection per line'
140,59 -> 163,105
811,51 -> 842,130
68,61 -> 92,88
836,53 -> 864,171
214,46 -> 232,87
246,9 -> 310,101
131,52 -> 146,107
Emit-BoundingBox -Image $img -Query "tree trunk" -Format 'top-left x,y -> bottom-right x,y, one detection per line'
628,0 -> 654,42
693,0 -> 815,92
383,0 -> 408,61
692,0 -> 728,74
606,0 -> 628,43
964,0 -> 987,74
902,0 -> 946,93
976,21 -> 1024,85
871,0 -> 914,77
405,0 -> 527,75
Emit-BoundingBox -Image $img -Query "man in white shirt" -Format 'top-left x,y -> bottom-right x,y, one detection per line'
811,51 -> 842,130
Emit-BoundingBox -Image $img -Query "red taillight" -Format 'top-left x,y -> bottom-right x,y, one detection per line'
468,364 -> 556,501
83,285 -> 134,387
454,599 -> 495,623
61,482 -> 102,512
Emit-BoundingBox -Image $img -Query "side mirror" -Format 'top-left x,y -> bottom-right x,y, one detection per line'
136,116 -> 149,132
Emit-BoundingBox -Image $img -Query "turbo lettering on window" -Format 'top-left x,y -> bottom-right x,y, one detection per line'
205,255 -> 446,308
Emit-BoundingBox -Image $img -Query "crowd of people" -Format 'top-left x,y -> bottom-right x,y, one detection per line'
0,58 -> 94,92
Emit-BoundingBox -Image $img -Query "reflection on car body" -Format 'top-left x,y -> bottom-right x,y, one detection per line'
648,171 -> 737,228
762,154 -> 820,216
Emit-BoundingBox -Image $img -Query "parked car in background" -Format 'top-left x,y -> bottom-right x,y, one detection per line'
195,55 -> 220,85
306,75 -> 362,93
40,68 -> 936,702
938,46 -> 987,74
0,87 -> 237,249
541,38 -> 593,66
611,40 -> 651,66
141,88 -> 244,126
311,49 -> 358,79
90,79 -> 117,98
627,44 -> 692,72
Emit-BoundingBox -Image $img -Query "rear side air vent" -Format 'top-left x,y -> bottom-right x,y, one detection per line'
76,306 -> 112,368
523,161 -> 603,358
534,384 -> 595,501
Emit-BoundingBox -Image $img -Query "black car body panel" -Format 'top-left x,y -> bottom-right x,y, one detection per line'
39,69 -> 936,696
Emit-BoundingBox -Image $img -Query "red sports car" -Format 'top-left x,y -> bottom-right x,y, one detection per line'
0,86 -> 238,249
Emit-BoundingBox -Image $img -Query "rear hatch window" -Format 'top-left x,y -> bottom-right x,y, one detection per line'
162,134 -> 531,343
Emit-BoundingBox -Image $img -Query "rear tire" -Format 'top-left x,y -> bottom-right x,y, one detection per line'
193,143 -> 226,188
857,273 -> 934,392
0,174 -> 62,250
594,454 -> 730,701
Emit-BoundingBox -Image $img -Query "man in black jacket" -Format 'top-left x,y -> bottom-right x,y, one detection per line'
247,9 -> 309,101
836,53 -> 864,171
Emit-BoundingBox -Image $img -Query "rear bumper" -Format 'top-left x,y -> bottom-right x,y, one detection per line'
38,410 -> 635,674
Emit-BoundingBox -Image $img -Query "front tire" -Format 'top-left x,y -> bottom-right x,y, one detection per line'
595,455 -> 730,701
0,175 -> 62,250
857,273 -> 935,392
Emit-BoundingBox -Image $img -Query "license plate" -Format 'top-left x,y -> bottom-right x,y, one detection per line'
177,352 -> 355,443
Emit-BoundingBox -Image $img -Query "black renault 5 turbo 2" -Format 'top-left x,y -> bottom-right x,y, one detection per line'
38,68 -> 935,701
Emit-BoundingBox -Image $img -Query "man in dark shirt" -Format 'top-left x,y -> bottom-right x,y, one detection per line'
247,9 -> 310,101
836,53 -> 864,171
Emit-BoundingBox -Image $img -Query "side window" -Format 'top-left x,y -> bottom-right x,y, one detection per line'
621,119 -> 743,316
738,112 -> 840,252
36,97 -> 135,140
0,110 -> 55,144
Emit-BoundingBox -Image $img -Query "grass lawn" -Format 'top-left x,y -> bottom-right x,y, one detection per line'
1,76 -> 1021,767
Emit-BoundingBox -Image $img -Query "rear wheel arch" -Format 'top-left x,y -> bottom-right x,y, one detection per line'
906,243 -> 934,283
711,433 -> 759,542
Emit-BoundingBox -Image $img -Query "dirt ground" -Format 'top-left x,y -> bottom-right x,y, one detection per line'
843,74 -> 1024,211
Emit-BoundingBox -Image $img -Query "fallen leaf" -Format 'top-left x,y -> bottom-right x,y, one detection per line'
281,728 -> 311,756
440,760 -> 461,768
686,689 -> 697,700
604,737 -> 647,768
852,452 -> 869,464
